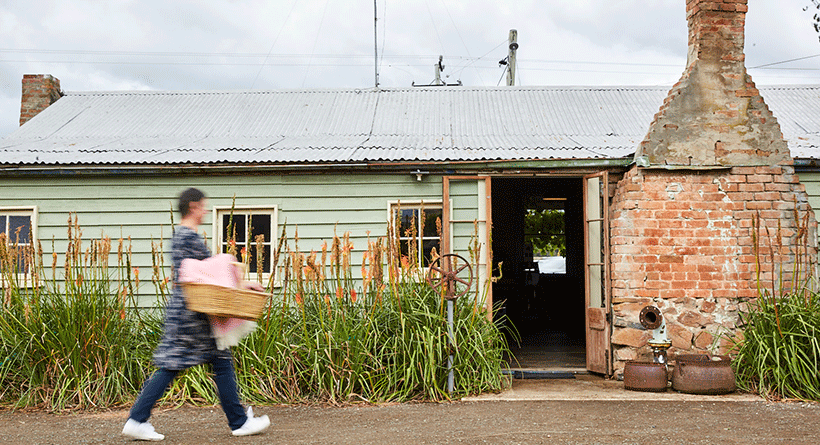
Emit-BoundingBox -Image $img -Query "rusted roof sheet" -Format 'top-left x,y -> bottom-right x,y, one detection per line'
2,85 -> 818,166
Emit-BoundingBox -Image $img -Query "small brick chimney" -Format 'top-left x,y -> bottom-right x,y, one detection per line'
19,74 -> 62,126
608,0 -> 816,376
635,0 -> 788,167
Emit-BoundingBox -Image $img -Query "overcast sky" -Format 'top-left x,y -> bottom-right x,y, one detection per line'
2,0 -> 819,137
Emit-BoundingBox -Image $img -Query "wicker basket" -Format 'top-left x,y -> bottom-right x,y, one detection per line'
182,282 -> 271,320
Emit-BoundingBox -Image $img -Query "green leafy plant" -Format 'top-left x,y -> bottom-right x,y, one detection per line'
730,212 -> 820,402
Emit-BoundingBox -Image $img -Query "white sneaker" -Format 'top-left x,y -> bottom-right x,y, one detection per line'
122,418 -> 165,441
231,406 -> 270,437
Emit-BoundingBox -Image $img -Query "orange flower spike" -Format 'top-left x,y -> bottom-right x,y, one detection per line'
361,255 -> 370,284
350,289 -> 357,303
336,287 -> 343,300
400,255 -> 410,270
294,292 -> 303,306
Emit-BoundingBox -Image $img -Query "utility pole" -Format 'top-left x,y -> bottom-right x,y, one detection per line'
507,29 -> 518,86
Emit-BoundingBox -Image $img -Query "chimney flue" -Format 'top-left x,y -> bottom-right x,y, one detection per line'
635,0 -> 788,168
20,74 -> 62,126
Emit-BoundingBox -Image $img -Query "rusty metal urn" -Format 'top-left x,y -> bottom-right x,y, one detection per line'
671,354 -> 736,395
623,361 -> 668,392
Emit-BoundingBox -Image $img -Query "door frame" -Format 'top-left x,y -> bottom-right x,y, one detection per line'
442,176 -> 493,320
583,171 -> 612,375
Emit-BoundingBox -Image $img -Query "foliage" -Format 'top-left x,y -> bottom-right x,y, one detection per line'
730,212 -> 820,402
0,216 -> 161,411
524,208 -> 565,256
0,211 -> 510,411
731,292 -> 820,401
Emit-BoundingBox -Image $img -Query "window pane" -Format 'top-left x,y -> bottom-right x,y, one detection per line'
421,238 -> 440,266
0,216 -> 6,235
399,209 -> 417,238
422,209 -> 442,238
248,244 -> 272,275
222,213 -> 246,243
8,216 -> 31,244
251,214 -> 271,242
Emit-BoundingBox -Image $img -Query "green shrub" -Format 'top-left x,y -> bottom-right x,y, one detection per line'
1,214 -> 511,410
732,292 -> 820,401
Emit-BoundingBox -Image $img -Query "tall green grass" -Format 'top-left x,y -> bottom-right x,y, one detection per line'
731,212 -> 820,402
0,216 -> 161,410
1,212 -> 510,411
732,292 -> 820,401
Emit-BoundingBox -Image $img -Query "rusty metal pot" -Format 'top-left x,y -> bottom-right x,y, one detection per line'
671,354 -> 736,395
624,361 -> 668,392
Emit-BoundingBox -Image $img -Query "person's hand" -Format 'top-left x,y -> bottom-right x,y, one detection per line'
240,281 -> 265,292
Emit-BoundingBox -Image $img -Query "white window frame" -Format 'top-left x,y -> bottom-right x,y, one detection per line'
0,206 -> 39,288
211,205 -> 278,286
387,200 -> 443,267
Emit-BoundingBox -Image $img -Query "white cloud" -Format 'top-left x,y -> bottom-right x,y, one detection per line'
1,0 -> 818,137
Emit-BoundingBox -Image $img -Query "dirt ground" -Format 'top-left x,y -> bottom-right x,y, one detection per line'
2,376 -> 819,445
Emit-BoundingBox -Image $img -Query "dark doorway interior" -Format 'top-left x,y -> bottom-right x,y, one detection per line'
492,177 -> 586,370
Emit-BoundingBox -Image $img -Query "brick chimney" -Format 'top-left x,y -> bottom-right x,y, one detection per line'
19,74 -> 62,126
635,0 -> 788,167
608,0 -> 815,376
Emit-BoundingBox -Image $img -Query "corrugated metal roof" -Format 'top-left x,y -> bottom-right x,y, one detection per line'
2,85 -> 819,166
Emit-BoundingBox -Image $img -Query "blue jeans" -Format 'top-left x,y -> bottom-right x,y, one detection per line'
129,356 -> 247,430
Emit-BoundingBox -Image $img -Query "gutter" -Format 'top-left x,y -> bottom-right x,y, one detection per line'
0,157 -> 635,177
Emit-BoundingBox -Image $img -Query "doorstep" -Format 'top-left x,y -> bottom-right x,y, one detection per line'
462,373 -> 761,402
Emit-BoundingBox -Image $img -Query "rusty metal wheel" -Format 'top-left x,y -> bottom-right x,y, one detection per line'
426,253 -> 474,300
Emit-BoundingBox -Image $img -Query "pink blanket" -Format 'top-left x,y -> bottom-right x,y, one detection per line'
179,254 -> 257,350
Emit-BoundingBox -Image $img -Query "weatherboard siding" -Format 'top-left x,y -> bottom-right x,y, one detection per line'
0,173 -> 477,307
798,172 -> 820,215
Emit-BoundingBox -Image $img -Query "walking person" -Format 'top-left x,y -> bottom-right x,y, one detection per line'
122,188 -> 270,441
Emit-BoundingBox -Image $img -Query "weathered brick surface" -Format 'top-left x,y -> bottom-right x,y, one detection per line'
609,164 -> 816,371
19,74 -> 62,126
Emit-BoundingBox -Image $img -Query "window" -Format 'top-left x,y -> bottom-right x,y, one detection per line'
391,202 -> 442,267
0,207 -> 37,279
213,206 -> 277,281
525,197 -> 566,274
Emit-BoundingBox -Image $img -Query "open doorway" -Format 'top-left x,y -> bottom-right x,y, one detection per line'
492,177 -> 586,371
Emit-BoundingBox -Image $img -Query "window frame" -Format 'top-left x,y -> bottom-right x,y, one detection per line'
387,200 -> 443,267
0,206 -> 39,287
211,205 -> 278,285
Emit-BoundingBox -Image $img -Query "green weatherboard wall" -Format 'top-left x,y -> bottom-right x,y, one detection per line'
0,173 -> 484,307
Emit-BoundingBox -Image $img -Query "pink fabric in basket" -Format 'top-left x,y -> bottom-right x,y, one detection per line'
179,253 -> 241,288
179,254 -> 256,350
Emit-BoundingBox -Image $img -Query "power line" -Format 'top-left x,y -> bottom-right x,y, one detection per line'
749,53 -> 820,69
251,0 -> 299,88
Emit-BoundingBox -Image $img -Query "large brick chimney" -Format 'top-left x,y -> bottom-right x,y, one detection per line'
635,0 -> 789,167
19,74 -> 62,126
608,0 -> 816,376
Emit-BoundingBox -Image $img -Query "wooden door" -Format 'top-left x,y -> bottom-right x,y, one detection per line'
583,172 -> 611,375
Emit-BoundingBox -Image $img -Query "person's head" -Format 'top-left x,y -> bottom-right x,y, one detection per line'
178,188 -> 206,218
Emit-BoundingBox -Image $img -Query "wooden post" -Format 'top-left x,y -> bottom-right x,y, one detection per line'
507,29 -> 518,86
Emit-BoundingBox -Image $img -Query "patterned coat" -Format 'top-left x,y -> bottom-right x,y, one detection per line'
153,226 -> 231,370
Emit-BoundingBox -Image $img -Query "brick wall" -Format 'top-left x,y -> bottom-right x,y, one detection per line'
636,0 -> 788,168
20,74 -> 62,126
609,162 -> 816,375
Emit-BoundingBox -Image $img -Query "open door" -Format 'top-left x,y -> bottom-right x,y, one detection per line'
442,176 -> 492,319
583,171 -> 611,375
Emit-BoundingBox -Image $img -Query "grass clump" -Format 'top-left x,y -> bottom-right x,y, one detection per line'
0,216 -> 161,411
731,212 -> 820,402
1,211 -> 510,410
732,292 -> 820,401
